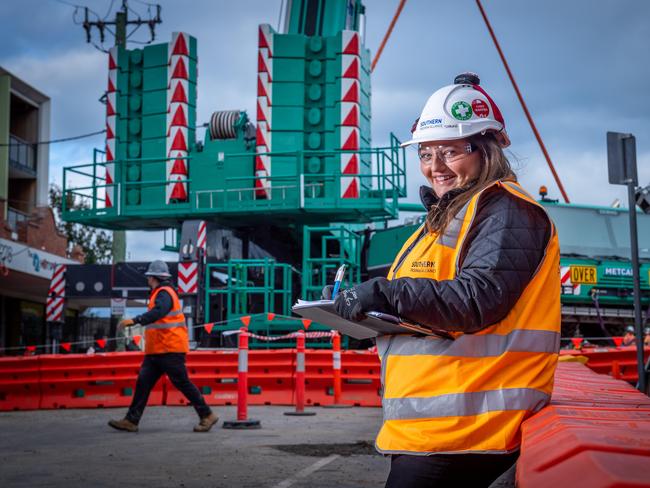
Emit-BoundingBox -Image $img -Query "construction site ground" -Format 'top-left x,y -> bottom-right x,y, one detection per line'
0,405 -> 389,488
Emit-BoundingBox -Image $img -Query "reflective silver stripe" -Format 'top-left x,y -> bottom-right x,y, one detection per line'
386,329 -> 559,358
375,443 -> 520,456
333,351 -> 341,370
501,180 -> 535,201
166,310 -> 183,317
297,352 -> 305,373
436,200 -> 471,249
146,321 -> 187,330
383,388 -> 550,421
238,349 -> 248,373
376,335 -> 394,392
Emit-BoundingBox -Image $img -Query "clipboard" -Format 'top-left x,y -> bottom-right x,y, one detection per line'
292,300 -> 454,341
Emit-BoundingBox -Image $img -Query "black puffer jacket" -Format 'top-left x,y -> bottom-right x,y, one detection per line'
357,184 -> 551,333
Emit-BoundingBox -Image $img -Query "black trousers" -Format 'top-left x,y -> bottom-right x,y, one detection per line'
385,451 -> 519,488
126,353 -> 212,424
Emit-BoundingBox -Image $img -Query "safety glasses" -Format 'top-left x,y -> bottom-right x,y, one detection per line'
417,142 -> 474,165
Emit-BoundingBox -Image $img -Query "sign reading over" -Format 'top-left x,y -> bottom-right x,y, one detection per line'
570,266 -> 598,285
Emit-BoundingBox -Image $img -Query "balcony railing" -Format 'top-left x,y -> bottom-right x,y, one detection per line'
7,207 -> 29,231
8,134 -> 36,173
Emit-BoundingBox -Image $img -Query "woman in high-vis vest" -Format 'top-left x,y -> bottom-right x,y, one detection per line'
331,74 -> 560,487
108,260 -> 218,433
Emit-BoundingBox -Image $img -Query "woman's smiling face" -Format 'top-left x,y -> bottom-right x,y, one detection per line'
418,139 -> 481,197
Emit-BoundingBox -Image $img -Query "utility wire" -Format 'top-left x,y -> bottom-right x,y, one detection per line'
103,0 -> 115,20
0,129 -> 106,147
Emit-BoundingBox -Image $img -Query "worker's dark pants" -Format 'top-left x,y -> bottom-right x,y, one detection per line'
126,353 -> 212,424
385,451 -> 519,488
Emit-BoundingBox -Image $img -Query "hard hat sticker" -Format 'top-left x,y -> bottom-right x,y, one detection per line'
472,99 -> 490,118
451,101 -> 472,121
419,118 -> 443,129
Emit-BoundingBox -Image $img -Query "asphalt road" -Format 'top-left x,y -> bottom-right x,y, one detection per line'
0,406 -> 389,488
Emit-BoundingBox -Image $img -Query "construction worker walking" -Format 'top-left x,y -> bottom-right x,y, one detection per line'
108,260 -> 218,433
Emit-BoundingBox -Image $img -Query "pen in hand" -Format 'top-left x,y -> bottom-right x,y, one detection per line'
331,264 -> 347,299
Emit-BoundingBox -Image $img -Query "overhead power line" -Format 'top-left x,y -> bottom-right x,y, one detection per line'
0,129 -> 106,147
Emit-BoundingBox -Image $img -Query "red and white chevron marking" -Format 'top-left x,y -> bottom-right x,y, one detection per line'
341,30 -> 360,55
560,266 -> 581,295
341,54 -> 360,79
105,47 -> 119,208
255,24 -> 274,199
166,32 -> 191,203
46,264 -> 66,322
178,261 -> 198,294
197,221 -> 207,251
339,31 -> 361,199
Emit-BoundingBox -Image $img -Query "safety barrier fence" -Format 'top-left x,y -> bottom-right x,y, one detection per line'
0,347 -> 381,412
560,345 -> 649,384
517,361 -> 650,488
2,343 -> 647,412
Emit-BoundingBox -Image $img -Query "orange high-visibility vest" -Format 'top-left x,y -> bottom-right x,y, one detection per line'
144,286 -> 189,355
375,180 -> 561,455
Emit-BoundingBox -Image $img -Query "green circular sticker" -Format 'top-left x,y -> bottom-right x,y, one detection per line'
451,101 -> 472,120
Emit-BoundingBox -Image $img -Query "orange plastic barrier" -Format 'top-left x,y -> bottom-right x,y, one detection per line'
561,346 -> 650,383
39,353 -> 164,409
340,351 -> 381,407
0,356 -> 41,411
164,350 -> 296,407
297,350 -> 381,407
0,349 -> 384,411
163,349 -> 382,408
517,362 -> 650,488
247,350 -> 295,405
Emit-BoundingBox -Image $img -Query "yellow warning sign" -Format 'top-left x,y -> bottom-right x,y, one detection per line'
570,266 -> 598,284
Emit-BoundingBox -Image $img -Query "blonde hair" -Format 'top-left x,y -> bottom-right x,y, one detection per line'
425,133 -> 516,235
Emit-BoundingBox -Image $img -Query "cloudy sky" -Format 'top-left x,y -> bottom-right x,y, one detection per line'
1,0 -> 649,260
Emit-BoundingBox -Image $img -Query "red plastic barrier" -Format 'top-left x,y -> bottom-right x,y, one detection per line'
247,349 -> 295,405
340,350 -> 381,407
0,356 -> 41,411
301,350 -> 381,407
518,362 -> 650,488
163,350 -> 238,406
164,349 -> 296,406
561,346 -> 650,383
39,352 -> 164,409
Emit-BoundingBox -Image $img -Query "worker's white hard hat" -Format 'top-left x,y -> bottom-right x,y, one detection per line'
401,73 -> 510,148
144,260 -> 171,279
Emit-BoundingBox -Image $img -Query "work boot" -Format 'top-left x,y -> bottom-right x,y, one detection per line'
193,412 -> 218,432
108,418 -> 138,432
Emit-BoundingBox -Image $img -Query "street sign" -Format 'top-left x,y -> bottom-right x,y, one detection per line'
607,132 -> 637,186
111,298 -> 126,317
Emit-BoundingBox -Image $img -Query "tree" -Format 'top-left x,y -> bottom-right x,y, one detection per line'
49,183 -> 113,264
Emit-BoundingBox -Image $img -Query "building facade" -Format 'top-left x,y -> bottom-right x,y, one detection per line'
0,67 -> 76,353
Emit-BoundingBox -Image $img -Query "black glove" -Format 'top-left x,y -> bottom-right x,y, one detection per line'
334,277 -> 394,321
321,285 -> 334,300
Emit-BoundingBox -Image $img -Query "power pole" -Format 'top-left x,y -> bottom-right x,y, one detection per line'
80,1 -> 162,263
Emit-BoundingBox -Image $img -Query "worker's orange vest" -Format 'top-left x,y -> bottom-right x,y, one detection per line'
144,286 -> 189,355
375,180 -> 561,455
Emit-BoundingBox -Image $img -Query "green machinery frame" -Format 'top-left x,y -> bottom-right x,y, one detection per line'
302,225 -> 362,301
204,229 -> 360,348
61,136 -> 406,230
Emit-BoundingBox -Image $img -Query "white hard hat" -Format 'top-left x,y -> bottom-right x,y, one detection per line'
144,260 -> 171,279
402,73 -> 510,148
